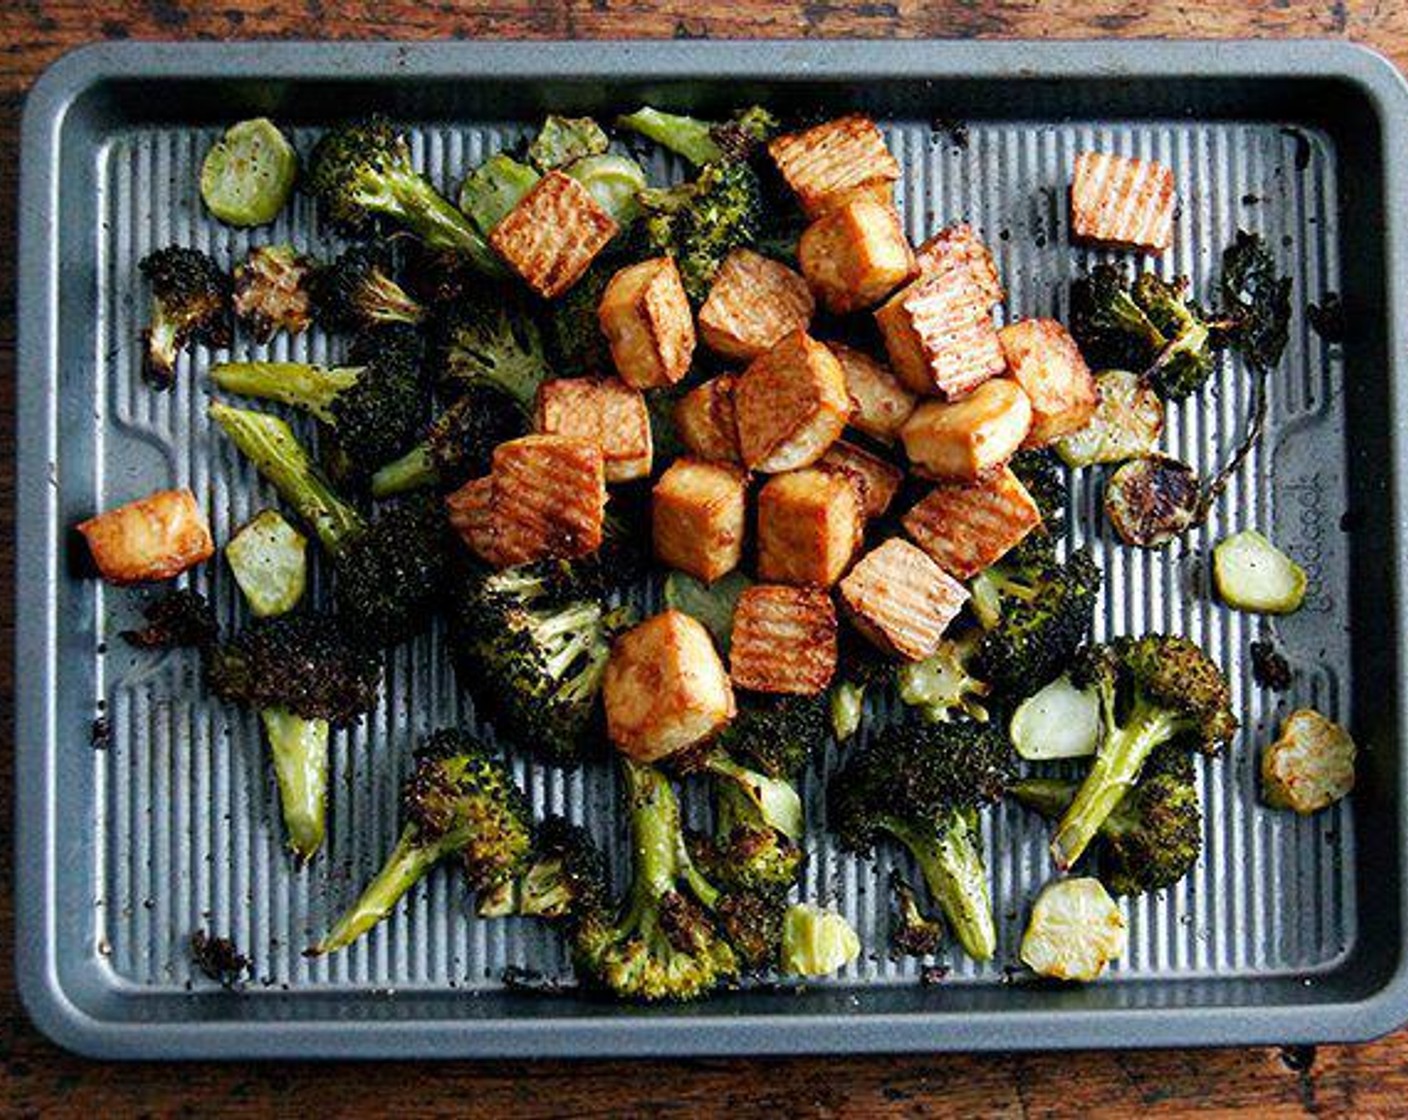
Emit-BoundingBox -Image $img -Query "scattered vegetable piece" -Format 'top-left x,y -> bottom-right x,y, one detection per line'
1054,369 -> 1164,467
1104,455 -> 1199,549
225,509 -> 308,618
1262,709 -> 1356,815
200,118 -> 298,227
663,570 -> 752,655
1020,877 -> 1127,982
1009,675 -> 1102,761
1214,529 -> 1307,615
780,904 -> 861,977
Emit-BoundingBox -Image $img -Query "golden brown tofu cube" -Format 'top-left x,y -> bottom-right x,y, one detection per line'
445,476 -> 508,567
598,256 -> 697,390
729,585 -> 838,695
489,170 -> 618,298
735,330 -> 851,473
604,610 -> 736,763
483,435 -> 606,567
77,488 -> 214,585
900,378 -> 1033,482
697,249 -> 815,361
1070,151 -> 1176,253
798,199 -> 917,314
673,375 -> 741,464
652,459 -> 748,584
914,223 -> 1004,308
819,440 -> 904,520
875,268 -> 1006,398
534,376 -> 653,483
998,319 -> 1098,446
902,466 -> 1042,580
757,469 -> 863,588
768,114 -> 901,219
839,538 -> 970,661
830,342 -> 917,444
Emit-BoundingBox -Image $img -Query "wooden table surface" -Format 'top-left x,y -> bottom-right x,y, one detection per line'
4,2 -> 1408,1116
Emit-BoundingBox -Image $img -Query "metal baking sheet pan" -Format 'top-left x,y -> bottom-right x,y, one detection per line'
15,39 -> 1408,1058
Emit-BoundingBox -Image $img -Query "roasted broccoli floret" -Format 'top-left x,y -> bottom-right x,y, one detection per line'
617,104 -> 778,166
1051,636 -> 1237,869
527,115 -> 610,172
433,287 -> 549,411
543,254 -> 617,374
305,117 -> 500,272
120,588 -> 218,650
138,246 -> 232,388
1220,229 -> 1294,372
829,718 -> 1011,962
714,692 -> 830,780
233,244 -> 314,343
310,244 -> 425,332
370,385 -> 527,498
476,815 -> 609,922
1005,447 -> 1068,568
896,635 -> 993,724
308,730 -> 534,955
205,613 -> 381,862
570,761 -> 738,1002
1012,772 -> 1203,897
639,160 -> 765,302
889,872 -> 944,959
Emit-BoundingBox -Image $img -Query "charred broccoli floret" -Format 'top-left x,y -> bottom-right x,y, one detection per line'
896,635 -> 992,725
1005,448 -> 1068,568
308,730 -> 534,955
205,613 -> 382,862
889,872 -> 944,959
617,104 -> 778,166
714,692 -> 830,780
476,815 -> 609,923
829,718 -> 1011,961
639,160 -> 765,302
138,246 -> 232,388
543,254 -> 618,375
433,287 -> 549,411
527,115 -> 610,172
1012,772 -> 1202,897
232,244 -> 314,343
120,588 -> 218,650
1051,636 -> 1236,869
370,386 -> 526,498
305,117 -> 500,272
310,244 -> 425,332
570,761 -> 738,1001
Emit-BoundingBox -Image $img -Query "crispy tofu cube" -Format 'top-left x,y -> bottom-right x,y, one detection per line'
489,170 -> 618,298
900,378 -> 1033,482
604,610 -> 736,763
830,342 -> 917,443
875,268 -> 1006,398
768,114 -> 901,219
1070,151 -> 1176,253
902,466 -> 1042,579
757,469 -> 863,588
674,375 -> 741,463
735,330 -> 851,473
77,488 -> 214,584
445,475 -> 508,567
798,199 -> 917,314
998,319 -> 1098,446
819,440 -> 904,520
839,538 -> 970,661
652,459 -> 748,583
534,376 -> 653,483
914,223 -> 1004,308
730,585 -> 838,695
698,249 -> 815,361
597,256 -> 697,390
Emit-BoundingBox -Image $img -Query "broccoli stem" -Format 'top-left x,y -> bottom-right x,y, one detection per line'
209,402 -> 366,554
617,108 -> 723,167
381,168 -> 503,273
307,824 -> 444,956
829,681 -> 865,740
211,361 -> 361,425
369,442 -> 438,498
1009,777 -> 1079,820
260,708 -> 330,865
146,315 -> 181,374
359,272 -> 425,325
889,812 -> 995,962
1051,701 -> 1183,869
706,756 -> 804,841
620,761 -> 689,937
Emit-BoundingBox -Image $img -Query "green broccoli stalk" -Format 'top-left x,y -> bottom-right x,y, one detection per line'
617,105 -> 778,166
433,287 -> 550,410
639,161 -> 765,302
139,246 -> 232,389
310,245 -> 425,332
458,153 -> 540,235
829,718 -> 1011,962
308,731 -> 533,955
476,815 -> 609,922
1051,636 -> 1236,870
370,386 -> 526,498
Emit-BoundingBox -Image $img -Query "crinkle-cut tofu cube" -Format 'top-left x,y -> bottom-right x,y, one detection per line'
698,249 -> 815,361
839,538 -> 970,661
830,342 -> 917,443
768,114 -> 901,219
534,376 -> 653,483
914,223 -> 1004,308
489,170 -> 619,298
900,378 -> 1033,482
77,488 -> 214,584
652,459 -> 748,584
674,375 -> 741,463
819,440 -> 904,520
757,469 -> 863,588
798,199 -> 917,314
735,330 -> 851,473
902,466 -> 1042,580
998,318 -> 1098,446
597,256 -> 697,390
729,585 -> 838,695
445,475 -> 509,567
1070,151 -> 1176,253
604,610 -> 736,763
481,435 -> 606,567
875,268 -> 1006,398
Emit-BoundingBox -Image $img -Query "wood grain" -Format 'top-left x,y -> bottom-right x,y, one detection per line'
4,3 -> 1408,1116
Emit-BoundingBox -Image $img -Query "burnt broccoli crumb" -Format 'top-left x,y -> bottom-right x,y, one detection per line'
1307,293 -> 1344,343
120,589 -> 219,650
190,930 -> 251,990
91,716 -> 111,750
1250,639 -> 1293,692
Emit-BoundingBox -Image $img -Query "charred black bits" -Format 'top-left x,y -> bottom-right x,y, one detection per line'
191,930 -> 251,990
1307,292 -> 1344,343
1279,1043 -> 1316,1072
1250,640 -> 1292,692
930,117 -> 969,150
121,588 -> 218,650
91,716 -> 112,750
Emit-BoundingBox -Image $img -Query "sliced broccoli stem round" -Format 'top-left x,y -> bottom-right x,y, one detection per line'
888,811 -> 995,962
370,442 -> 439,498
307,824 -> 445,956
260,708 -> 330,865
211,361 -> 361,425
